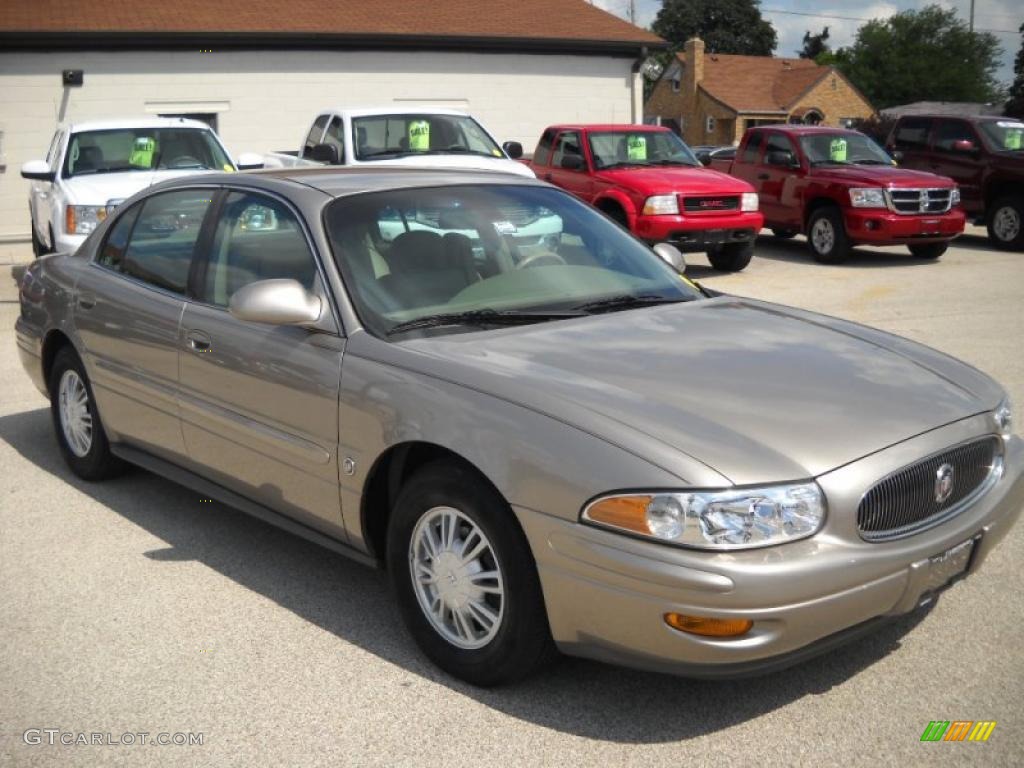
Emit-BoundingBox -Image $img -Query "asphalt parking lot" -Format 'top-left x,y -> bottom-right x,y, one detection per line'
2,229 -> 1022,767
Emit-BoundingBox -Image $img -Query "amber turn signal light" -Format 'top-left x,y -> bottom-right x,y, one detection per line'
664,613 -> 753,637
583,495 -> 652,535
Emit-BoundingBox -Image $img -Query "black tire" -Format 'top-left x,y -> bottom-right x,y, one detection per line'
602,205 -> 629,229
707,241 -> 754,272
387,459 -> 555,686
986,196 -> 1024,251
772,228 -> 798,239
31,225 -> 44,258
908,242 -> 947,259
49,347 -> 124,481
806,207 -> 851,264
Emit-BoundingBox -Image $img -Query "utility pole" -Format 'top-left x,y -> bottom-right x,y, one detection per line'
629,0 -> 636,24
969,0 -> 975,33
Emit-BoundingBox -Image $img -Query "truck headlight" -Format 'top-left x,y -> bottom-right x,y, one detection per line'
65,205 -> 107,235
582,483 -> 825,550
994,398 -> 1013,438
849,188 -> 887,208
741,192 -> 759,212
642,194 -> 679,215
951,187 -> 961,207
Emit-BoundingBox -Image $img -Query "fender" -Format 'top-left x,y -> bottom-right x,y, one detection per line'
593,188 -> 640,229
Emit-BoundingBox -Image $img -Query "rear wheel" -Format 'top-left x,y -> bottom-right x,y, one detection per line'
772,228 -> 798,239
387,460 -> 555,686
807,207 -> 851,264
707,241 -> 754,272
908,242 -> 947,259
987,197 -> 1024,251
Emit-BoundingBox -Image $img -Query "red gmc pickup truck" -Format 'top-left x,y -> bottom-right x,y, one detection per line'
524,124 -> 764,271
713,125 -> 965,263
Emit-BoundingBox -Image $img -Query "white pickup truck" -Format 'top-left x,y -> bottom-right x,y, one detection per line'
264,107 -> 533,178
21,116 -> 263,256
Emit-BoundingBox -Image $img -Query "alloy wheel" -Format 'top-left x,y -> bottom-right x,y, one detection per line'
992,205 -> 1021,243
58,369 -> 93,458
811,218 -> 835,254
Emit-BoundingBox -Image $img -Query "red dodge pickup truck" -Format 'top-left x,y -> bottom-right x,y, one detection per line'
713,125 -> 965,263
524,124 -> 764,271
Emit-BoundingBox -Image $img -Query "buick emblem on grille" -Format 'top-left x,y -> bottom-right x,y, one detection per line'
934,463 -> 955,503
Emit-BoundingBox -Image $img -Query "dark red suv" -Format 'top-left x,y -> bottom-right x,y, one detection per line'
886,115 -> 1024,250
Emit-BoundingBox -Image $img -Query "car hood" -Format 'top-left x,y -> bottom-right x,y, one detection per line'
394,297 -> 1002,485
62,169 -> 223,205
359,155 -> 535,178
593,166 -> 752,195
810,165 -> 955,188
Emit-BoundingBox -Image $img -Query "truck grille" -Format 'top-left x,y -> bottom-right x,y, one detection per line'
857,437 -> 1001,541
682,195 -> 740,213
887,188 -> 953,215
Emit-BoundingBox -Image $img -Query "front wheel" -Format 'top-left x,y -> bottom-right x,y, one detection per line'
987,197 -> 1024,251
806,207 -> 851,264
908,242 -> 947,259
387,460 -> 555,686
707,241 -> 754,272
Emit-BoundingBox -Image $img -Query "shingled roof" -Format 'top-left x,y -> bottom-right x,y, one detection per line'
0,0 -> 664,54
678,52 -> 832,113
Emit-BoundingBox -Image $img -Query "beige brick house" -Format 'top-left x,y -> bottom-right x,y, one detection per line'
645,38 -> 875,146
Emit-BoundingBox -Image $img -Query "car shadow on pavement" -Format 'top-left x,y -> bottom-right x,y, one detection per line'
0,406 -> 935,744
752,237 -> 945,268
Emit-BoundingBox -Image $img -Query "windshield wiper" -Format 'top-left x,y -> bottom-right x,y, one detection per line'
647,159 -> 699,167
598,161 -> 646,170
574,294 -> 691,313
386,308 -> 582,336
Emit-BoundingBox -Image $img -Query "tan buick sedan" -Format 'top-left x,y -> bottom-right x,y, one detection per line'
15,169 -> 1022,686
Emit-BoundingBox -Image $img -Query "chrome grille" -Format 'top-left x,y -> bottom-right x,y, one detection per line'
682,195 -> 740,213
857,437 -> 1001,541
887,188 -> 953,215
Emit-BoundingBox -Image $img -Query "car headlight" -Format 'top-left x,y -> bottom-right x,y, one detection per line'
740,192 -> 759,212
994,397 -> 1013,438
951,187 -> 961,207
582,483 -> 825,550
65,205 -> 107,235
642,194 -> 679,216
849,188 -> 887,208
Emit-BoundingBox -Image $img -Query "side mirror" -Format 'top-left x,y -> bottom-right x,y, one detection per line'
698,153 -> 712,166
21,160 -> 55,182
228,279 -> 322,326
236,152 -> 264,170
891,150 -> 904,163
653,243 -> 687,274
560,154 -> 585,171
502,141 -> 524,159
766,150 -> 797,167
952,139 -> 977,153
307,143 -> 341,165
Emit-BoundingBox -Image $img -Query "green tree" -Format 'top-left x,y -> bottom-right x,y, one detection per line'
799,27 -> 830,59
652,0 -> 777,55
830,5 -> 1002,110
1006,22 -> 1024,117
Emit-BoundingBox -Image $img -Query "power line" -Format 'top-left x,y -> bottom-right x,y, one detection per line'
760,7 -> 1018,35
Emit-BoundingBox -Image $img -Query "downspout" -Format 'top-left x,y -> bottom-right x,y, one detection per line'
631,46 -> 648,124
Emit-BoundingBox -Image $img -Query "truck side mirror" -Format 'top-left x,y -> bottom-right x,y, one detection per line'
236,152 -> 264,170
21,160 -> 55,182
890,150 -> 904,163
502,141 -> 524,159
560,154 -> 584,171
952,139 -> 977,153
766,150 -> 797,167
308,143 -> 340,165
698,154 -> 712,166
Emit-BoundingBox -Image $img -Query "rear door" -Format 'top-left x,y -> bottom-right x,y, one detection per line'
75,187 -> 216,461
929,118 -> 985,215
890,117 -> 933,171
177,188 -> 347,538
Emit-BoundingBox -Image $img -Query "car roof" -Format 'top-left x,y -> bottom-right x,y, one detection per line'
749,125 -> 860,137
62,116 -> 215,132
549,124 -> 672,133
323,106 -> 473,119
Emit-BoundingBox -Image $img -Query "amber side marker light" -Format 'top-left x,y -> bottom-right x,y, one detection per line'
665,613 -> 753,638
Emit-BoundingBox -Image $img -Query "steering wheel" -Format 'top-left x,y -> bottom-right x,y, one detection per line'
515,251 -> 567,269
168,155 -> 204,169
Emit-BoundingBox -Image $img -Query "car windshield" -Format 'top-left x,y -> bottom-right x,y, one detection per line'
588,131 -> 700,169
800,132 -> 894,166
325,184 -> 702,337
978,120 -> 1024,152
352,114 -> 503,160
62,128 -> 233,178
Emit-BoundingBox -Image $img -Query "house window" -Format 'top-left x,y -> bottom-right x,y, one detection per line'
705,116 -> 716,133
671,78 -> 680,93
831,77 -> 837,90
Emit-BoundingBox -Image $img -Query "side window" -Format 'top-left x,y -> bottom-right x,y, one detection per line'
120,190 -> 214,294
763,133 -> 797,164
322,117 -> 345,164
533,128 -> 556,166
301,115 -> 330,158
741,131 -> 764,163
550,131 -> 583,169
893,118 -> 932,150
96,202 -> 142,271
201,191 -> 318,308
933,120 -> 976,152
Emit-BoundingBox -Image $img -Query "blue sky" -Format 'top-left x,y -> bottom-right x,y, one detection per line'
593,0 -> 1022,86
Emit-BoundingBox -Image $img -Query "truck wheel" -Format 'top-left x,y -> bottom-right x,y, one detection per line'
807,208 -> 851,264
987,197 -> 1024,251
387,459 -> 556,686
602,205 -> 628,229
772,228 -> 798,239
708,242 -> 754,272
908,243 -> 947,259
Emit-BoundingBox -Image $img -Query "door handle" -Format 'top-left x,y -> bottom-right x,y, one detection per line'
757,173 -> 770,180
77,292 -> 95,310
186,330 -> 212,353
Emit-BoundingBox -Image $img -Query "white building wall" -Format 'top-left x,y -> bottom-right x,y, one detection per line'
0,49 -> 636,243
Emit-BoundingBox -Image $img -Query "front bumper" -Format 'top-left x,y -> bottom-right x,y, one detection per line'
516,418 -> 1023,678
844,208 -> 966,246
633,211 -> 765,252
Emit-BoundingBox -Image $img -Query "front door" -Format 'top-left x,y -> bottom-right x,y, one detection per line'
177,189 -> 347,538
547,130 -> 593,200
929,119 -> 986,216
758,132 -> 802,228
